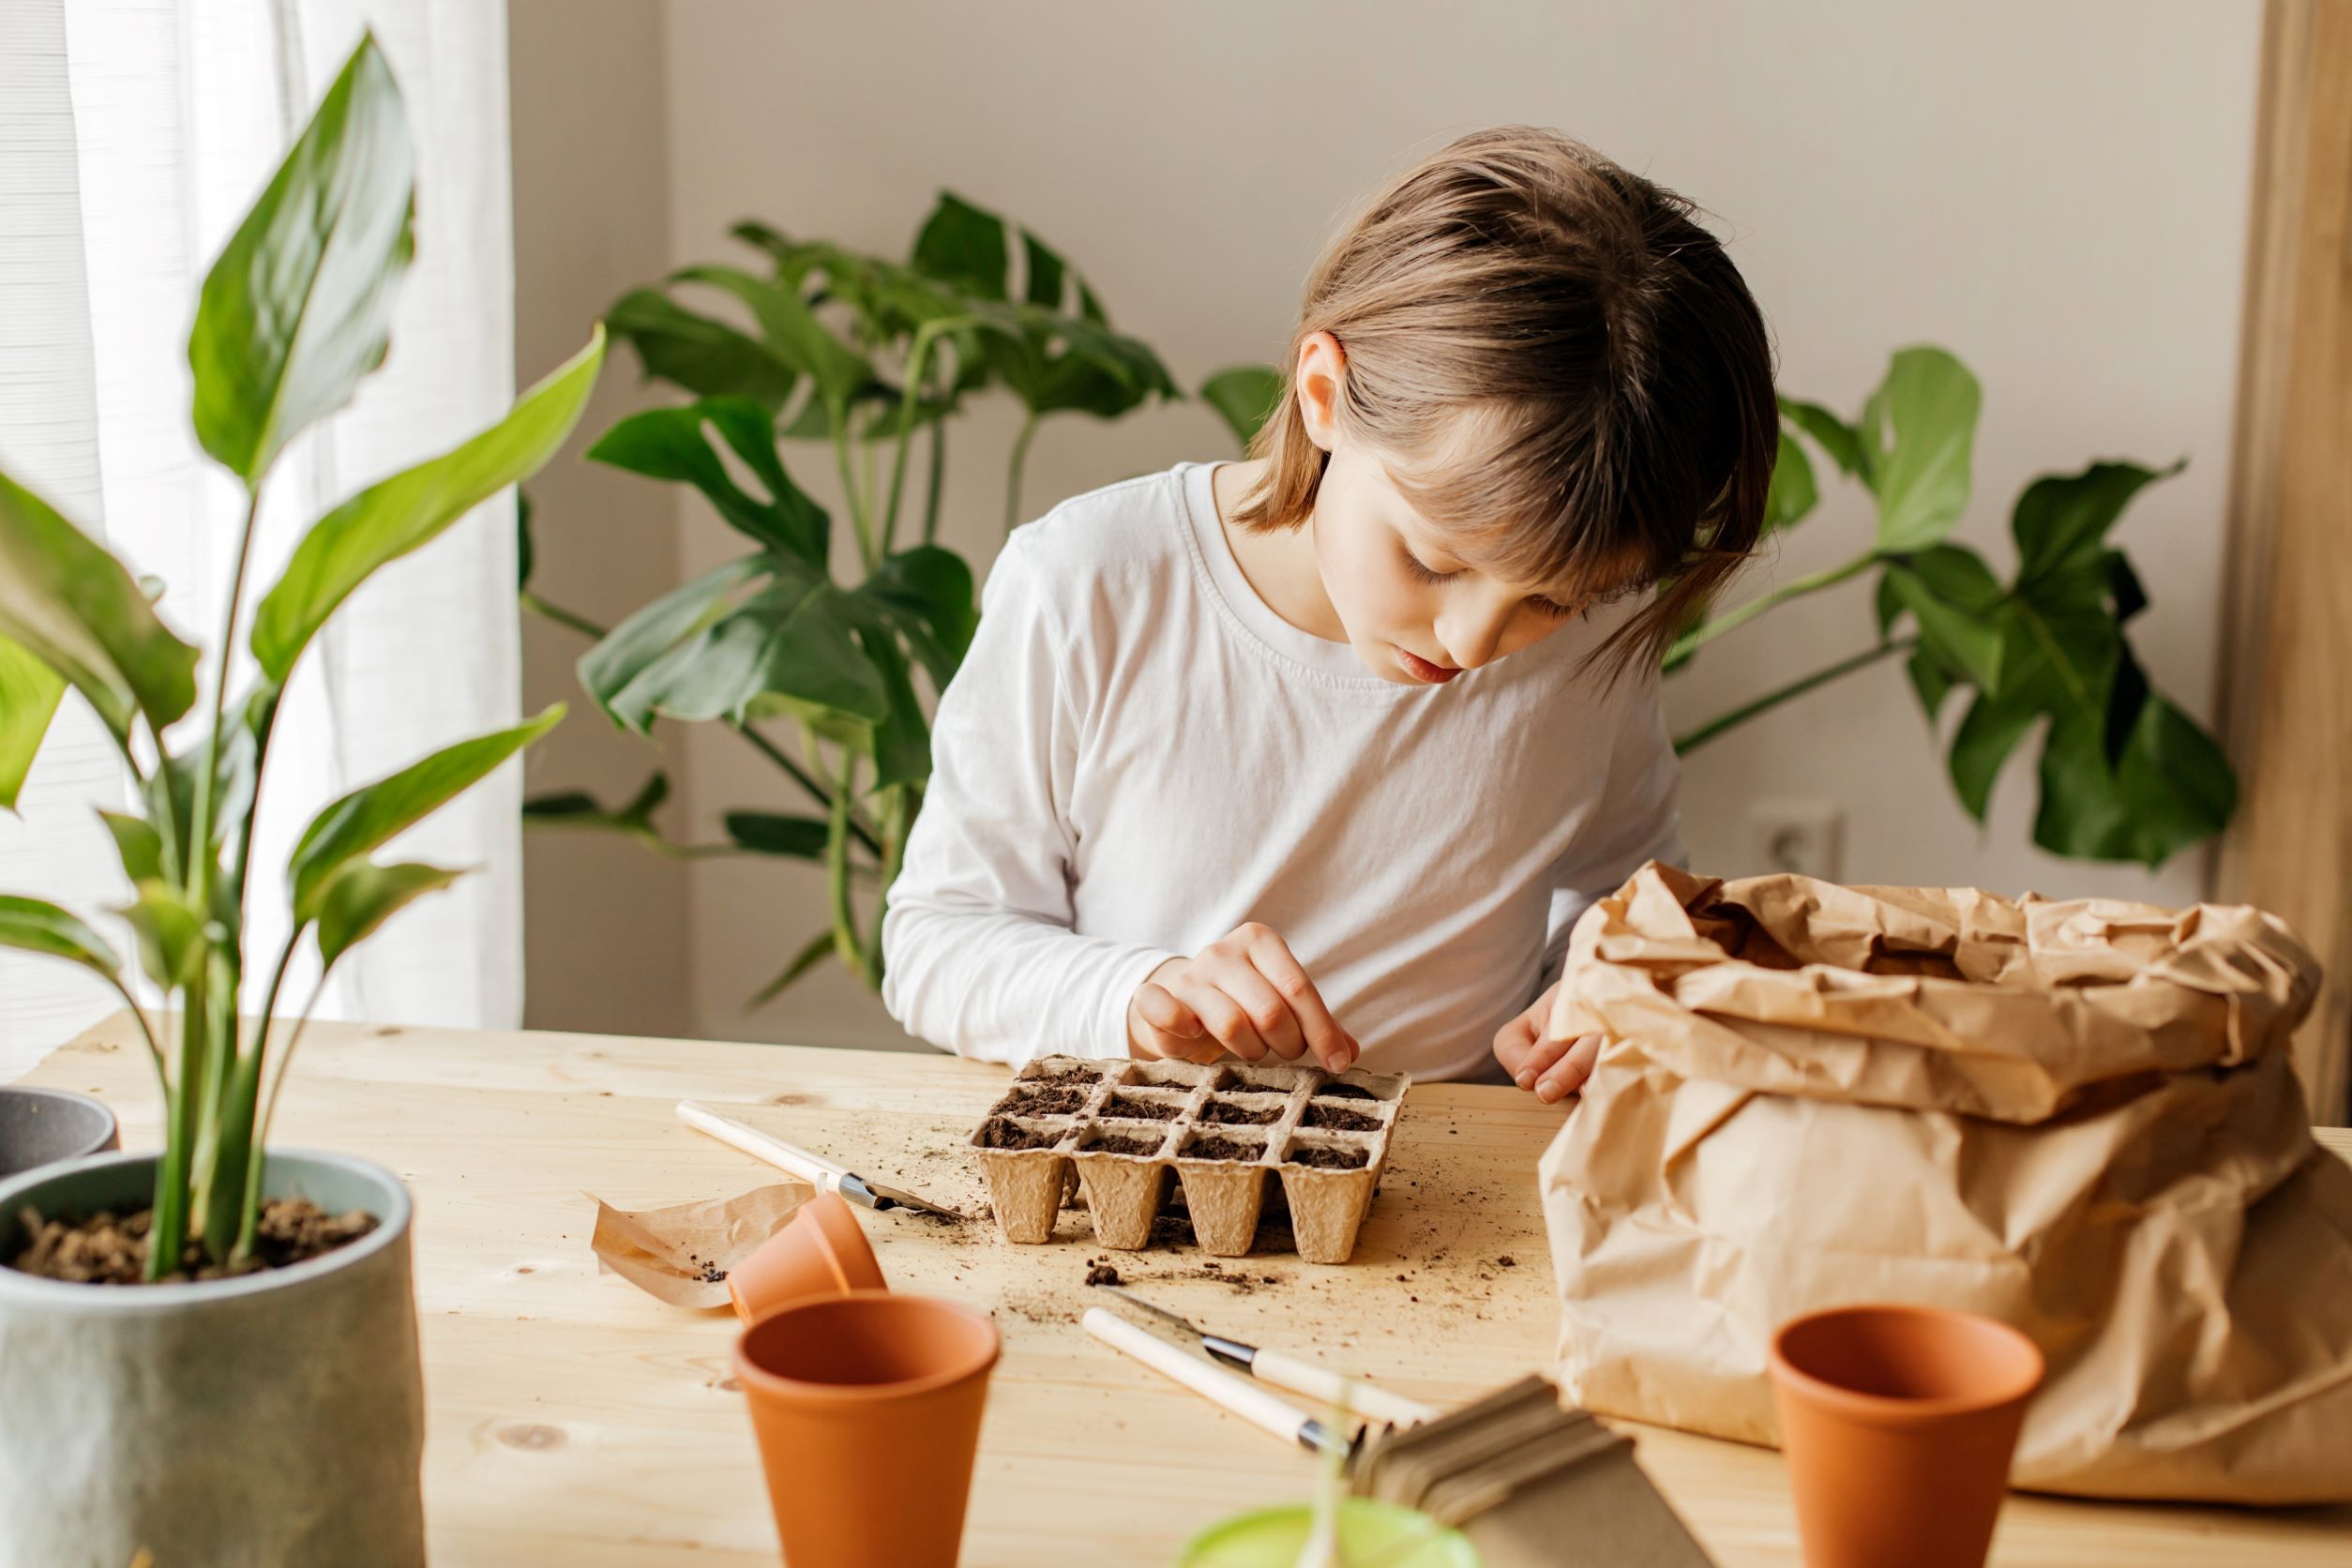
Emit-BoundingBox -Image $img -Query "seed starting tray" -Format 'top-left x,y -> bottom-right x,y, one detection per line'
969,1056 -> 1410,1263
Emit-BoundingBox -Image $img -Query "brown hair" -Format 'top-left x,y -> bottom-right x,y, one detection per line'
1233,126 -> 1777,678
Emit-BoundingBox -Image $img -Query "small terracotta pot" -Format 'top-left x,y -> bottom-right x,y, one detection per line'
1769,1304 -> 2044,1568
728,1191 -> 886,1325
734,1290 -> 1000,1568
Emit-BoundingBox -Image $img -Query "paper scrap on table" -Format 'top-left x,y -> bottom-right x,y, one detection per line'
588,1181 -> 814,1309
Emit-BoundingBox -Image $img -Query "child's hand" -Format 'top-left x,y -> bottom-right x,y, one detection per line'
1493,980 -> 1601,1103
1127,923 -> 1360,1072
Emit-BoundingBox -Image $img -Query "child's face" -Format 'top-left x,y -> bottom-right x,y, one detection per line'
1310,443 -> 1587,686
1292,333 -> 1595,686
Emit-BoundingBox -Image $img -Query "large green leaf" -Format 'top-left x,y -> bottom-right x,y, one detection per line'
115,878 -> 208,989
579,556 -> 776,732
1881,546 -> 2006,694
1199,367 -> 1283,450
912,192 -> 1010,300
252,325 -> 606,683
671,266 -> 872,410
724,810 -> 829,858
2033,695 -> 2236,867
1855,348 -> 1980,552
0,634 -> 64,810
1778,396 -> 1866,482
587,399 -> 827,565
188,35 -> 415,487
97,810 -> 165,884
2011,460 -> 2178,590
0,470 -> 200,738
0,895 -> 123,978
315,859 -> 464,968
289,705 -> 562,921
607,288 -> 798,406
862,546 -> 976,686
971,300 -> 1177,421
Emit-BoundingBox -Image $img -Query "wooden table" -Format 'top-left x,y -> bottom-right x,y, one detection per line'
20,1012 -> 2352,1565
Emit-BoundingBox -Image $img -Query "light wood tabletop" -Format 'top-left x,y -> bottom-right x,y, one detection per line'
19,1011 -> 2352,1565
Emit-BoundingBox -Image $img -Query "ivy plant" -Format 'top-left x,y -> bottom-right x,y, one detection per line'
1671,346 -> 2234,867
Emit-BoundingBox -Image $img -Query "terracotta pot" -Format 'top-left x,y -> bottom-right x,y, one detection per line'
1769,1303 -> 2044,1568
734,1290 -> 999,1568
0,1148 -> 424,1567
729,1190 -> 886,1325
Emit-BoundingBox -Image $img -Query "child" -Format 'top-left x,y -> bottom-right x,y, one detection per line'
881,127 -> 1774,1099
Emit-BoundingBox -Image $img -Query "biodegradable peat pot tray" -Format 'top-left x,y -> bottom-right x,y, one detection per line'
969,1057 -> 1409,1263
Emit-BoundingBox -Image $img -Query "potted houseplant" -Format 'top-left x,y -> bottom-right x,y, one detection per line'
520,201 -> 1275,1003
0,35 -> 603,1565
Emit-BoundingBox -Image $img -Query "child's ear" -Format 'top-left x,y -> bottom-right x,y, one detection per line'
1294,330 -> 1348,453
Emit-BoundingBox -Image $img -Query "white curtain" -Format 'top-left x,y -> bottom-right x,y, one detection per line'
0,0 -> 524,1080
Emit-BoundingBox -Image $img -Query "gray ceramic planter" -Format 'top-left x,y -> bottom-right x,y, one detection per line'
0,1086 -> 120,1179
0,1149 -> 426,1567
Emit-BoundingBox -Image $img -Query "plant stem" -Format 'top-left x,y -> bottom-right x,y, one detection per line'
520,591 -> 609,641
882,321 -> 949,555
186,490 -> 264,906
812,730 -> 862,973
832,416 -> 877,571
860,785 -> 913,989
922,413 -> 946,548
731,720 -> 882,854
145,1003 -> 198,1280
1005,411 -> 1040,534
1673,637 -> 1917,755
1667,550 -> 1877,664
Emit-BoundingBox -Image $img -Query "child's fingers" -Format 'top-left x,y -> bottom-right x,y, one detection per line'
1170,974 -> 1274,1062
1132,982 -> 1204,1043
1492,1010 -> 1542,1079
1510,1032 -> 1575,1093
1215,959 -> 1309,1063
1534,1034 -> 1604,1103
1244,931 -> 1355,1071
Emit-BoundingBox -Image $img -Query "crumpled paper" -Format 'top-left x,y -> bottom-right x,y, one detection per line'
1539,861 -> 2352,1503
589,1182 -> 813,1309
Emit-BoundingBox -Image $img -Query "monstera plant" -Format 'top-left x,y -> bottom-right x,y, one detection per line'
1669,346 -> 2233,868
523,198 -> 1270,1002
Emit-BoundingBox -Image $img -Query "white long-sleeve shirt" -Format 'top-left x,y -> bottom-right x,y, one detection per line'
880,460 -> 1682,1080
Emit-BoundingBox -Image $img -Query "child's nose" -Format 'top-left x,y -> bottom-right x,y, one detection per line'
1436,599 -> 1514,670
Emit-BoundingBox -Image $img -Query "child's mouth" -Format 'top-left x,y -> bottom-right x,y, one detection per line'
1395,646 -> 1461,684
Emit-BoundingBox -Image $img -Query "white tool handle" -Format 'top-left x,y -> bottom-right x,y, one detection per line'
1083,1308 -> 1316,1449
677,1100 -> 849,1193
1250,1348 -> 1439,1427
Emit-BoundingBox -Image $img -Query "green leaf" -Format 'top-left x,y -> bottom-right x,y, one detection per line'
1947,688 -> 2043,822
1022,230 -> 1068,309
971,300 -> 1178,421
0,895 -> 123,978
587,399 -> 827,565
723,810 -> 829,858
748,928 -> 836,1007
289,705 -> 563,922
579,557 -> 768,733
188,35 -> 415,486
1778,396 -> 1866,482
98,810 -> 164,884
516,490 -> 536,592
1199,366 -> 1284,450
115,878 -> 209,989
1881,546 -> 2006,692
315,860 -> 464,968
1905,650 -> 1957,721
1761,430 -> 1818,535
672,266 -> 872,410
0,634 -> 64,811
2033,697 -> 2237,867
607,288 -> 798,406
912,192 -> 1009,300
252,325 -> 605,683
0,470 -> 200,738
2011,460 -> 2179,590
730,587 -> 894,724
1854,348 -> 1981,552
862,546 -> 976,686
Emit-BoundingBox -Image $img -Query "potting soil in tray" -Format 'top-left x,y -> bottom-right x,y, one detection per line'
967,1056 -> 1410,1263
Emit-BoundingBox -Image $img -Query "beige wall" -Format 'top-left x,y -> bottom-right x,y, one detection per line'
510,0 -> 693,1040
513,1 -> 2266,1050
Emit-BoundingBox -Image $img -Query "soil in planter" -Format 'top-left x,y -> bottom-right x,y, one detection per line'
1087,1132 -> 1167,1156
1199,1097 -> 1282,1126
1181,1135 -> 1265,1163
1302,1101 -> 1381,1132
1287,1144 -> 1371,1170
977,1118 -> 1065,1151
1027,1064 -> 1107,1087
1102,1093 -> 1180,1122
8,1198 -> 378,1286
991,1084 -> 1089,1117
1313,1081 -> 1377,1100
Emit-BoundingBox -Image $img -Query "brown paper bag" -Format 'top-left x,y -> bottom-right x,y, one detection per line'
1537,861 -> 2352,1502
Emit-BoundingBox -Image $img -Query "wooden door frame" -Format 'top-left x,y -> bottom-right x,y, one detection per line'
2215,0 -> 2352,1123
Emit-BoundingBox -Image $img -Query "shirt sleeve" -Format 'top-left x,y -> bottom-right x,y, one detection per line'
879,529 -> 1182,1066
1534,665 -> 1686,993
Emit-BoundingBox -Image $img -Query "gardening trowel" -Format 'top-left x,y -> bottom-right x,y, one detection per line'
677,1100 -> 970,1221
1091,1284 -> 1438,1429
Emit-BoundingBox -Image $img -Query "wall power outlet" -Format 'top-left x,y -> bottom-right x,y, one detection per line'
1747,799 -> 1846,882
